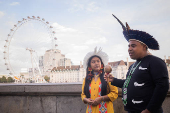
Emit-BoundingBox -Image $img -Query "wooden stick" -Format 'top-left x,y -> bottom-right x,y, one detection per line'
104,65 -> 112,94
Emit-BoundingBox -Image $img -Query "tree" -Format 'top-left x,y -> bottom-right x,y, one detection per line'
30,80 -> 33,83
1,76 -> 7,83
7,77 -> 15,83
44,75 -> 50,82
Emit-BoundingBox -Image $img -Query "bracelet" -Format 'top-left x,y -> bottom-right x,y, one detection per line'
102,96 -> 104,101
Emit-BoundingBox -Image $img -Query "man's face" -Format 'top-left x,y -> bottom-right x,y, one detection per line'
128,40 -> 146,60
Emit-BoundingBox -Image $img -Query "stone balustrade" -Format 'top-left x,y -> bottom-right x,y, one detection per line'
0,83 -> 169,113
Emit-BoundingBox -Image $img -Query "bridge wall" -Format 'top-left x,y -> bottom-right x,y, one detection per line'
0,83 -> 169,113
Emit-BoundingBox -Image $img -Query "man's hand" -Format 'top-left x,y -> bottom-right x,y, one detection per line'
141,109 -> 151,113
92,97 -> 102,106
104,73 -> 114,82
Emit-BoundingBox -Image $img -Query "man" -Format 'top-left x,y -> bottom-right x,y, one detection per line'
104,15 -> 169,113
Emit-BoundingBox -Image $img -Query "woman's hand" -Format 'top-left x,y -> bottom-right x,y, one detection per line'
84,98 -> 94,105
104,73 -> 114,82
92,97 -> 102,106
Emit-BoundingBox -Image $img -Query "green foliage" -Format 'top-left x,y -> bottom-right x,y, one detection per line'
44,75 -> 50,82
0,76 -> 15,83
7,77 -> 15,83
1,76 -> 7,83
30,80 -> 33,83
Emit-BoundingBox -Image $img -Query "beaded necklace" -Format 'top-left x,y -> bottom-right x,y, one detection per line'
94,72 -> 100,78
122,61 -> 141,106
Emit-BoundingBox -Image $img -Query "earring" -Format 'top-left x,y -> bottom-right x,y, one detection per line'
101,64 -> 104,69
88,67 -> 93,80
98,64 -> 103,74
88,67 -> 92,71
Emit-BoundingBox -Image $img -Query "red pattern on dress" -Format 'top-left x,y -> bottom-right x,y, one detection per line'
88,82 -> 107,113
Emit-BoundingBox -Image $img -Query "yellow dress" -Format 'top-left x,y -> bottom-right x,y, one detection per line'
81,77 -> 118,113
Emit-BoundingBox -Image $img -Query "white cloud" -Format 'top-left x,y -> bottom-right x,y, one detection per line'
0,11 -> 4,18
85,37 -> 107,45
6,21 -> 16,27
86,2 -> 99,12
52,22 -> 77,32
68,1 -> 99,12
73,45 -> 89,51
10,2 -> 20,6
68,3 -> 84,12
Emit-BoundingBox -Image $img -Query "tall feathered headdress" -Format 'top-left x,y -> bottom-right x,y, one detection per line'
112,14 -> 159,50
83,47 -> 109,69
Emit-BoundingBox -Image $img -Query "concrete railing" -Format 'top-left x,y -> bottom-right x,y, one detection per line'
0,83 -> 169,113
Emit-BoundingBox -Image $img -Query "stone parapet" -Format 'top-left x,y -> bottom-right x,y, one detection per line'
0,83 -> 169,113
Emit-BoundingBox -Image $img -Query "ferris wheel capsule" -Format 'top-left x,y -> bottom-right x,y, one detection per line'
10,29 -> 14,31
4,57 -> 6,59
5,40 -> 8,42
52,31 -> 56,34
46,21 -> 49,24
42,18 -> 45,21
8,34 -> 10,36
32,16 -> 35,18
37,16 -> 40,19
54,37 -> 57,40
27,16 -> 30,19
14,25 -> 17,27
4,45 -> 7,47
3,51 -> 6,53
23,18 -> 26,20
55,44 -> 58,47
18,21 -> 21,23
50,26 -> 53,28
9,73 -> 13,75
5,63 -> 8,65
7,68 -> 9,70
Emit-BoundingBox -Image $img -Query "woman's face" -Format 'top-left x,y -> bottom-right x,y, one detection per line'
90,57 -> 101,72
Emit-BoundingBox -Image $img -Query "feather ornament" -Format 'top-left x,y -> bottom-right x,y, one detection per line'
112,14 -> 159,50
83,47 -> 109,69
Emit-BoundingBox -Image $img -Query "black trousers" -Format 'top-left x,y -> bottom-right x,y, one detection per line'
128,112 -> 163,113
128,108 -> 163,113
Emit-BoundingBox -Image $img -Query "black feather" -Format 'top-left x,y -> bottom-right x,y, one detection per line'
112,14 -> 159,50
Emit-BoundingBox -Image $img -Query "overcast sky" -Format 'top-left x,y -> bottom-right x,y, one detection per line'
0,0 -> 170,75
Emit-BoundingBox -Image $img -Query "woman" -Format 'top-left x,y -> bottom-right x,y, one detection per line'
81,47 -> 118,113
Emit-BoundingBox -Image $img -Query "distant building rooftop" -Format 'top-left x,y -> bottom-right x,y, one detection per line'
51,65 -> 80,71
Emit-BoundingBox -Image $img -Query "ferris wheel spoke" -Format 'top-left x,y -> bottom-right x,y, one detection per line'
4,16 -> 58,83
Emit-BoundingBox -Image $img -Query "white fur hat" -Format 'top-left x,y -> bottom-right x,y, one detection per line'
83,47 -> 109,69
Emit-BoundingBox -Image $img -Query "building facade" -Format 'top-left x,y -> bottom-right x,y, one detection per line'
46,51 -> 170,83
164,56 -> 170,80
108,58 -> 135,80
49,59 -> 132,83
40,49 -> 71,75
50,64 -> 86,83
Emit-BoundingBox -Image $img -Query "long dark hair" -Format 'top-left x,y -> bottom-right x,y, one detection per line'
84,55 -> 107,98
